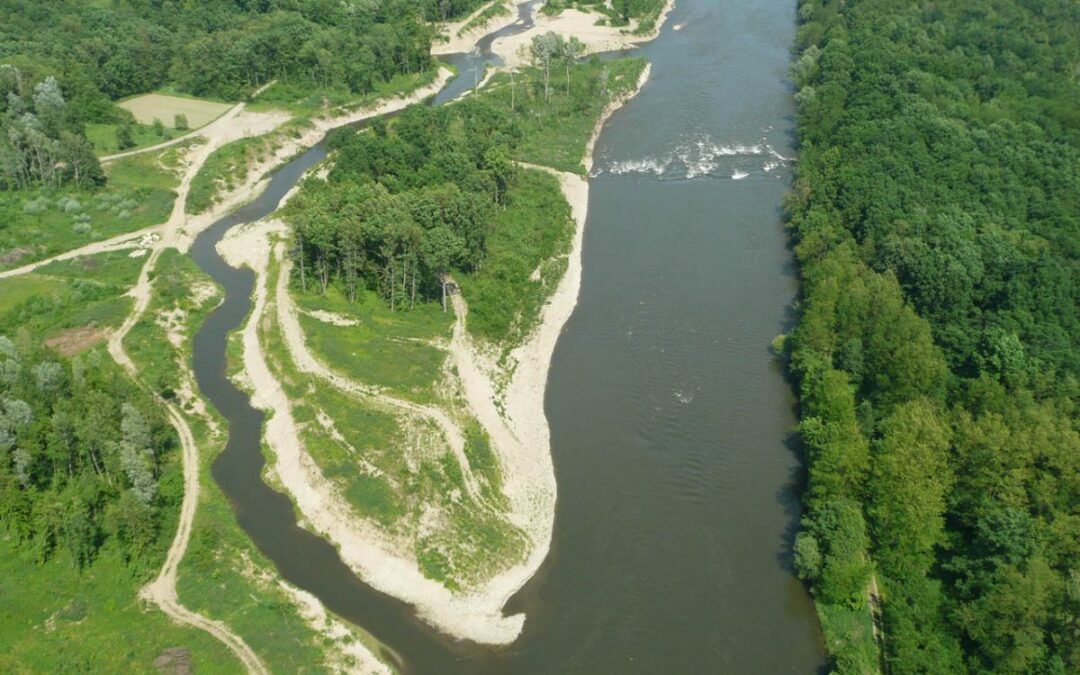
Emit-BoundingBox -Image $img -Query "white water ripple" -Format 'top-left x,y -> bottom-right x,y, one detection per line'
595,133 -> 793,180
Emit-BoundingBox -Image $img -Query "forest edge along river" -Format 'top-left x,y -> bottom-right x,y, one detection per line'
189,0 -> 825,673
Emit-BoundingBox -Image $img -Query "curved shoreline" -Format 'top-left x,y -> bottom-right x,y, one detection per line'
211,61 -> 654,647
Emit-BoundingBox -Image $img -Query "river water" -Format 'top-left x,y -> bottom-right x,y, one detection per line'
189,0 -> 823,672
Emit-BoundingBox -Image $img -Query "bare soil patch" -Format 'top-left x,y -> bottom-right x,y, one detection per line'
120,94 -> 232,129
45,325 -> 109,356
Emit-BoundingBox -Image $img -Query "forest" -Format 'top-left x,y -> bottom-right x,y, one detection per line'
286,100 -> 518,312
0,0 -> 479,192
787,0 -> 1080,673
0,336 -> 181,573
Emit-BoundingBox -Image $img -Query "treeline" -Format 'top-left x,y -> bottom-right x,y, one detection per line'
1,66 -> 103,190
787,0 -> 1080,673
0,0 -> 449,113
0,337 -> 180,572
285,99 -> 521,310
542,0 -> 667,26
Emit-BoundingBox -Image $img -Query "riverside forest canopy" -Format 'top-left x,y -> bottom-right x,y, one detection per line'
787,0 -> 1080,673
0,0 -> 484,102
0,0 -> 488,191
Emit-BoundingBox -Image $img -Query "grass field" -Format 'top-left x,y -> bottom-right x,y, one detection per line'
0,521 -> 239,673
0,250 -> 146,352
86,122 -> 179,155
0,145 -> 183,272
119,93 -> 232,128
295,286 -> 453,404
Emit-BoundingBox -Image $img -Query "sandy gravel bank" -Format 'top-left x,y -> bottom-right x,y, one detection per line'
491,0 -> 674,67
432,0 -> 533,56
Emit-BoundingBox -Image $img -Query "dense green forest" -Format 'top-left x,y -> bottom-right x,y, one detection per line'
0,0 -> 478,191
787,0 -> 1080,673
0,0 -> 448,105
287,100 -> 518,311
0,67 -> 104,190
0,337 -> 181,573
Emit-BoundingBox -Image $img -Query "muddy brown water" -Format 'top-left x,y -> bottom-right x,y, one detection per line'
190,0 -> 825,672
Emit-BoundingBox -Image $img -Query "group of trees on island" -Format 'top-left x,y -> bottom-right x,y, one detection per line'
787,0 -> 1080,673
285,100 -> 520,311
285,40 -> 626,316
0,337 -> 180,572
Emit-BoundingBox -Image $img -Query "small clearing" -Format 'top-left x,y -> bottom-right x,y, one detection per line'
120,93 -> 232,128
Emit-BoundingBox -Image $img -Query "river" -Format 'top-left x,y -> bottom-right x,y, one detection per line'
189,0 -> 824,673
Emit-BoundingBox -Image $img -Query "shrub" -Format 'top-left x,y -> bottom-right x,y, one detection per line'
57,197 -> 82,213
22,196 -> 50,214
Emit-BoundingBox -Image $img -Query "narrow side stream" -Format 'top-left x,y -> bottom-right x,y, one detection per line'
188,6 -> 542,673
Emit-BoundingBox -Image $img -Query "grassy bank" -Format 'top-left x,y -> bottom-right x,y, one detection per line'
248,66 -> 444,118
265,254 -> 524,589
476,57 -> 647,174
0,536 -> 237,673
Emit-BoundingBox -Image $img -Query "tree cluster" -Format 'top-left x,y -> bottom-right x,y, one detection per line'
0,66 -> 103,190
0,337 -> 179,572
788,0 -> 1080,672
0,0 -> 456,113
285,99 -> 521,310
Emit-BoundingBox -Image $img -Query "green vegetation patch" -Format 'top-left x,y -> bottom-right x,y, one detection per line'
456,0 -> 510,37
480,57 -> 647,174
186,134 -> 283,215
455,167 -> 573,348
295,285 -> 453,404
0,151 -> 178,273
86,122 -> 178,155
0,250 -> 145,351
0,539 -> 237,673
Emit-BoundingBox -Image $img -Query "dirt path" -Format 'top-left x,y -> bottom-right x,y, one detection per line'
102,96 -> 279,673
0,227 -> 160,280
99,116 -> 233,164
273,252 -> 485,501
